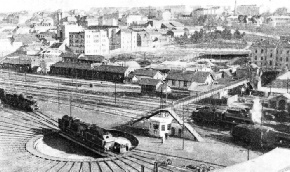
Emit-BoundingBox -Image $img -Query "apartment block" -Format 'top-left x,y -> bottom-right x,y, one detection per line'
121,29 -> 137,51
69,32 -> 85,54
251,40 -> 290,70
84,29 -> 109,55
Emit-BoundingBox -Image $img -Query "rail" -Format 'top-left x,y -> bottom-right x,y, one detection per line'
130,79 -> 248,142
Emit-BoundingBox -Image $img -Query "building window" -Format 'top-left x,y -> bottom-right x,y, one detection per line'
167,124 -> 171,130
184,81 -> 188,87
172,80 -> 176,86
153,124 -> 159,130
270,53 -> 273,57
261,49 -> 264,53
161,125 -> 165,131
254,56 -> 257,60
288,50 -> 290,54
269,60 -> 272,66
261,57 -> 263,60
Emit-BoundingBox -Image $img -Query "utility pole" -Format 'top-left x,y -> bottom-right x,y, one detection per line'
69,93 -> 72,117
115,81 -> 117,104
261,99 -> 264,144
182,103 -> 185,150
287,78 -> 289,93
234,0 -> 237,16
58,81 -> 60,110
160,86 -> 163,109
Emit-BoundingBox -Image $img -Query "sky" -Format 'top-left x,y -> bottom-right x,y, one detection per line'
1,0 -> 290,13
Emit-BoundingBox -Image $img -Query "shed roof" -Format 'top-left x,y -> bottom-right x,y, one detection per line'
93,65 -> 128,74
13,34 -> 39,44
166,70 -> 196,81
131,69 -> 159,77
52,62 -> 91,70
78,55 -> 105,62
2,58 -> 31,65
60,52 -> 79,58
139,78 -> 162,86
191,71 -> 214,83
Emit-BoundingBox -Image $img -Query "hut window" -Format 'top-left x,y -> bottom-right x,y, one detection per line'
161,125 -> 165,131
167,124 -> 171,130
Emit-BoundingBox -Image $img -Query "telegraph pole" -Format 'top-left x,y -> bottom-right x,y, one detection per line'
69,93 -> 72,117
182,103 -> 185,150
115,81 -> 116,104
287,78 -> 289,93
58,81 -> 60,110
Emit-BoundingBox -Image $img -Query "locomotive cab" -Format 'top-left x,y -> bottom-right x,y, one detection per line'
112,142 -> 129,153
103,133 -> 115,151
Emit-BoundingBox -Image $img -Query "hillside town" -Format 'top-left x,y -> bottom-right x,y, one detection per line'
1,1 -> 290,172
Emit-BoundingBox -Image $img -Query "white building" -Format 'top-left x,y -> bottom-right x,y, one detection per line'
84,29 -> 109,55
126,15 -> 148,26
162,10 -> 172,21
267,16 -> 290,27
121,29 -> 137,51
60,24 -> 84,45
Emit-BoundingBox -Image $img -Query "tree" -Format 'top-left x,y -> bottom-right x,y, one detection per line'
234,29 -> 241,39
221,28 -> 232,40
274,7 -> 288,16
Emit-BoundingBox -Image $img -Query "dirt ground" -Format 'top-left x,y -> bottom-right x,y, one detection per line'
39,100 -> 263,169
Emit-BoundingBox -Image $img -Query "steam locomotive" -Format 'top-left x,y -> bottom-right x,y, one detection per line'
192,107 -> 253,128
58,115 -> 131,155
0,88 -> 38,111
232,124 -> 290,149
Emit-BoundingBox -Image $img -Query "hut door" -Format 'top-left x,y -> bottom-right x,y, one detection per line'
171,127 -> 175,136
178,129 -> 182,137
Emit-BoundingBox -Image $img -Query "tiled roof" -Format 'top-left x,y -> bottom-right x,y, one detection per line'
60,51 -> 79,58
139,78 -> 162,86
132,69 -> 159,77
93,65 -> 128,74
78,55 -> 105,62
43,36 -> 56,41
169,21 -> 184,27
191,71 -> 213,83
166,70 -> 196,81
251,40 -> 278,48
13,34 -> 39,44
2,58 -> 31,65
52,62 -> 91,70
5,46 -> 27,57
121,29 -> 134,33
49,42 -> 62,48
161,23 -> 173,28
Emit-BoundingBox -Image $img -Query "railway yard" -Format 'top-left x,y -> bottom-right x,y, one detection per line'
0,70 -> 264,172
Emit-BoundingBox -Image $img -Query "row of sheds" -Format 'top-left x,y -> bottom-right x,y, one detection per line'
49,62 -> 217,95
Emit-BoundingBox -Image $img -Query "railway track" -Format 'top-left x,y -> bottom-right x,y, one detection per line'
2,108 -> 223,172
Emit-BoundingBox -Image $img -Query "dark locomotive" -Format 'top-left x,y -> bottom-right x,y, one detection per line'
0,88 -> 38,111
58,115 -> 130,155
192,106 -> 253,128
232,124 -> 290,149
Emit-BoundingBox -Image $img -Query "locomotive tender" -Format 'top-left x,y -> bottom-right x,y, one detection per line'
58,115 -> 130,155
0,88 -> 38,111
